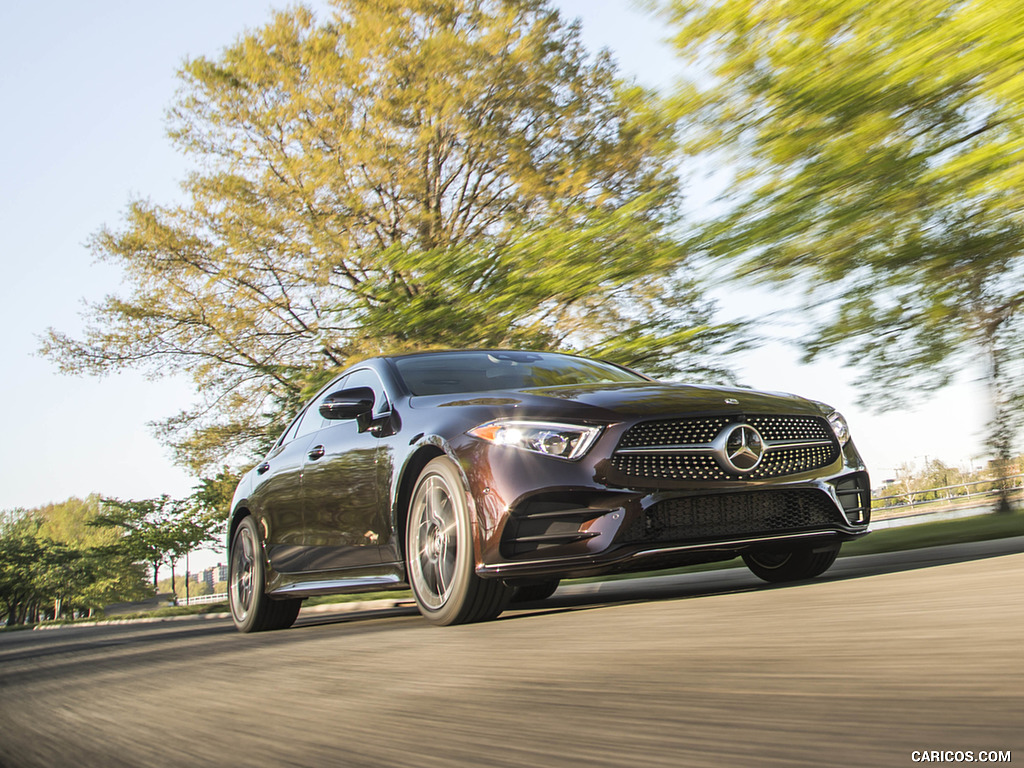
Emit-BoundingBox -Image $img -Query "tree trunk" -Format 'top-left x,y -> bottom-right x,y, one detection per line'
169,557 -> 178,605
982,322 -> 1015,514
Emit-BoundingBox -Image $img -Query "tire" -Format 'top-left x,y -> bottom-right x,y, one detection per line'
229,516 -> 302,632
510,579 -> 560,604
406,457 -> 512,626
742,544 -> 841,584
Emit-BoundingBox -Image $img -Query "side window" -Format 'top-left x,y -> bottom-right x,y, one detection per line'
292,375 -> 349,439
293,403 -> 327,439
291,368 -> 389,438
277,412 -> 304,447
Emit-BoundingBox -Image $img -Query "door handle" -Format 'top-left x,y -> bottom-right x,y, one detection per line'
308,445 -> 326,461
256,462 -> 271,475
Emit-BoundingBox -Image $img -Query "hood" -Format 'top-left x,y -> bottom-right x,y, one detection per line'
417,380 -> 826,419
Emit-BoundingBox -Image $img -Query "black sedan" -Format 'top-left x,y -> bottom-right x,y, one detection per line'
227,350 -> 870,631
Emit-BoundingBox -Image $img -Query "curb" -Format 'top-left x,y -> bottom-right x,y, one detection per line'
30,597 -> 418,631
32,612 -> 232,631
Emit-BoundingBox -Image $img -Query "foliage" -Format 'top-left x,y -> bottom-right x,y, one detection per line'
191,468 -> 240,520
42,0 -> 742,474
0,512 -> 45,626
660,0 -> 1024,482
0,500 -> 149,626
158,576 -> 213,601
841,508 -> 1024,557
98,493 -> 224,594
0,486 -> 226,626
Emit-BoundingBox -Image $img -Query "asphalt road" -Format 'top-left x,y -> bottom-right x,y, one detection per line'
1,538 -> 1021,768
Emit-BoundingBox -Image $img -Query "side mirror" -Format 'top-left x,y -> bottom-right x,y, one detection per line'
319,387 -> 374,420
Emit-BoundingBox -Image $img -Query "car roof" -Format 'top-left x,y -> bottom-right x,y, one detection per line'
384,348 -> 575,361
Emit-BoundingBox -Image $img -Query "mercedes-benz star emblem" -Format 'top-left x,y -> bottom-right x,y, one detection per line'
718,424 -> 765,473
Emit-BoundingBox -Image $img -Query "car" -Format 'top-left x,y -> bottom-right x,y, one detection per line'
226,349 -> 870,631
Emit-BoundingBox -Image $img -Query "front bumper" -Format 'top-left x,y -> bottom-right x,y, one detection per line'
453,407 -> 871,581
464,442 -> 870,580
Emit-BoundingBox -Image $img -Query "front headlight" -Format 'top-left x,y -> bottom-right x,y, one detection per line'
467,420 -> 603,461
828,411 -> 851,446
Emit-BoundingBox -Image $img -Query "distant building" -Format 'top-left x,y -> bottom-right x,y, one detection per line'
202,563 -> 229,589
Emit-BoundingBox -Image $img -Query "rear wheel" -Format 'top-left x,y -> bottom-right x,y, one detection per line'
229,516 -> 301,632
406,457 -> 511,625
743,544 -> 840,583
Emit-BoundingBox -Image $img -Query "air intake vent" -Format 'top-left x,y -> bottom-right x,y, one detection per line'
621,490 -> 843,543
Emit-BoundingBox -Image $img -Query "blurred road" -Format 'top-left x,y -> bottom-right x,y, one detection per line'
1,538 -> 1021,768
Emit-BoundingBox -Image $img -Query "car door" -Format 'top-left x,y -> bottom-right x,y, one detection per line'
299,368 -> 391,571
251,405 -> 322,573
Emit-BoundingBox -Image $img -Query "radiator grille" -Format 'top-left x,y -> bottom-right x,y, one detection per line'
617,417 -> 730,448
613,453 -> 730,481
749,444 -> 837,479
612,414 -> 839,482
746,415 -> 832,442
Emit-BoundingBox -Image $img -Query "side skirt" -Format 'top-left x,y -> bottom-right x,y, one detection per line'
266,562 -> 408,599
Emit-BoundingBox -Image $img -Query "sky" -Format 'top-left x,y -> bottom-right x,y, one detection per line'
0,2 -> 993,568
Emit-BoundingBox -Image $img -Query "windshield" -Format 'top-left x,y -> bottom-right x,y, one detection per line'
394,351 -> 646,396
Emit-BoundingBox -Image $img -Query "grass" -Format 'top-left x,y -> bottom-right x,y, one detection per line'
0,602 -> 233,632
106,602 -> 230,621
841,507 -> 1023,556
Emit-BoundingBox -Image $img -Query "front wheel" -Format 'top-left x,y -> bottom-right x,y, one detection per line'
742,544 -> 841,583
406,457 -> 511,626
229,516 -> 302,632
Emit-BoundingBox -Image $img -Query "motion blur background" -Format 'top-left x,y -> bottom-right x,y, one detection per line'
0,0 -> 1012,576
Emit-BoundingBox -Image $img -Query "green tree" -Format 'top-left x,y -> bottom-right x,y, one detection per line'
35,496 -> 150,613
191,469 -> 239,522
36,495 -> 123,552
32,540 -> 84,621
0,512 -> 45,625
98,493 -> 224,601
660,0 -> 1024,510
0,513 -> 83,624
74,547 -> 150,615
159,576 -> 213,602
165,496 -> 224,602
43,0 -> 741,474
0,504 -> 150,626
96,496 -> 180,592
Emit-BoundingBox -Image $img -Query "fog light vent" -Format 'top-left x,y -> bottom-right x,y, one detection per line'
831,473 -> 871,526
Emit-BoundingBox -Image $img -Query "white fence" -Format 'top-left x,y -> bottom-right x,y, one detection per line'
873,472 -> 1024,513
179,592 -> 228,606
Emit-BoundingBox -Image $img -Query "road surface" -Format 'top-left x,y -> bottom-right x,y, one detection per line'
1,538 -> 1021,767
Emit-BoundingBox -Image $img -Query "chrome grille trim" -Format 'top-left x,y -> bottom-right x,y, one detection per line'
612,414 -> 840,481
615,438 -> 832,454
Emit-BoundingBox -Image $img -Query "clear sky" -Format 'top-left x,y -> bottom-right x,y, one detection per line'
0,0 -> 991,569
